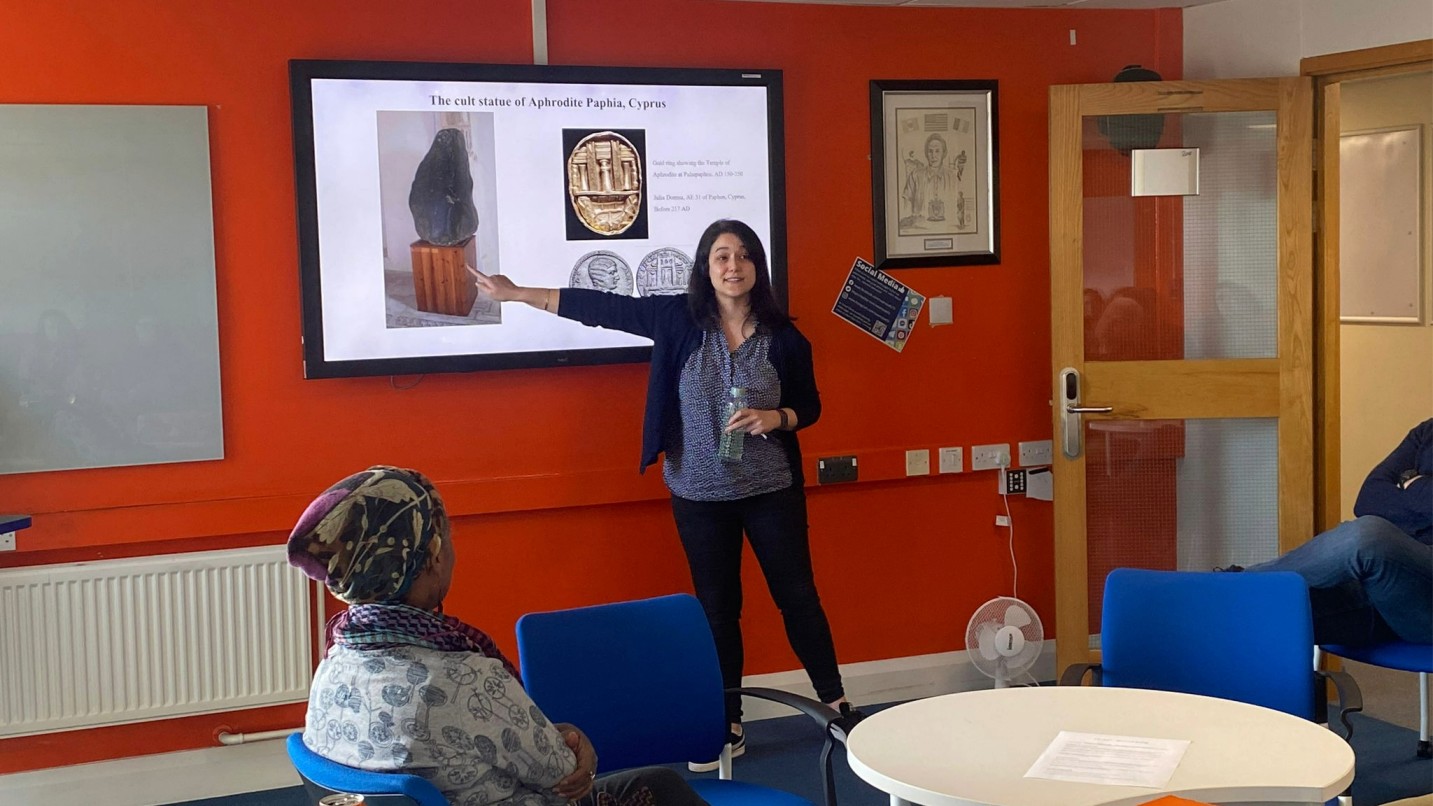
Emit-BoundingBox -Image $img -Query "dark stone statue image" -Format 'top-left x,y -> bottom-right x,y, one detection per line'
376,112 -> 501,328
409,128 -> 479,246
400,127 -> 483,318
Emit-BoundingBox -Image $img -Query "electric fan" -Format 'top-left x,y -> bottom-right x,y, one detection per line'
965,596 -> 1044,688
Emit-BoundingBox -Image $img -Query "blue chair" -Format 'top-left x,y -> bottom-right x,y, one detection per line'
1062,568 -> 1362,736
1320,641 -> 1433,758
516,593 -> 841,806
286,732 -> 447,805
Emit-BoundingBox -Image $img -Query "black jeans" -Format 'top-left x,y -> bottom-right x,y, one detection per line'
670,484 -> 844,723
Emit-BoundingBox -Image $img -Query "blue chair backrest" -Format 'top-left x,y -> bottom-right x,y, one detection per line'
1100,568 -> 1316,720
285,732 -> 447,805
516,593 -> 729,771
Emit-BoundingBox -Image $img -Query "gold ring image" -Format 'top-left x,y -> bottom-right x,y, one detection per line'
567,131 -> 642,236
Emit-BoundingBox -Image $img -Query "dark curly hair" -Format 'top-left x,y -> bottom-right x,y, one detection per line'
685,219 -> 791,330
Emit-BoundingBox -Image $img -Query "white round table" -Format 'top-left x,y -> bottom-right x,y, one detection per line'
845,686 -> 1355,806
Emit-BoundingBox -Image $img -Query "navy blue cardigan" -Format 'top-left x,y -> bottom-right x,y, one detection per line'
558,288 -> 820,485
1354,418 -> 1432,544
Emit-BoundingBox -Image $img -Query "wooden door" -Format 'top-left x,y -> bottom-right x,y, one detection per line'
1049,78 -> 1316,672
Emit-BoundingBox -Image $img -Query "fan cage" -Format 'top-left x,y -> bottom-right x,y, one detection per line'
965,596 -> 1045,681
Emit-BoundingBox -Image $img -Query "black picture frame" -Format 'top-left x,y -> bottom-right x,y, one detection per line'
870,79 -> 1000,269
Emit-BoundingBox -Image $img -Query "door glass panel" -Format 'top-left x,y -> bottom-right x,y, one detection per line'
1085,417 -> 1279,637
1081,111 -> 1279,362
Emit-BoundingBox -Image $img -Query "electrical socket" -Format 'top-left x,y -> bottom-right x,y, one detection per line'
999,469 -> 1027,495
938,446 -> 964,474
1019,440 -> 1053,467
970,443 -> 1011,471
817,456 -> 857,484
0,531 -> 14,552
995,515 -> 1011,527
905,449 -> 931,476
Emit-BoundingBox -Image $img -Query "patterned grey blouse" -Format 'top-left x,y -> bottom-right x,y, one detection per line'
663,329 -> 792,501
303,643 -> 576,806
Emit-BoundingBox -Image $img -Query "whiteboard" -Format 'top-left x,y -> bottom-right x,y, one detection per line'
1339,127 -> 1424,322
0,106 -> 223,475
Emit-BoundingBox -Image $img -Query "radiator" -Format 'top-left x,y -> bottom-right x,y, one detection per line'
0,546 -> 313,738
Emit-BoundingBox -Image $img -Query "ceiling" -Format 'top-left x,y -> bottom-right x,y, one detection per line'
724,0 -> 1224,8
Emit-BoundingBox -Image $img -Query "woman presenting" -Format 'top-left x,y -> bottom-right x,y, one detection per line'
472,219 -> 860,769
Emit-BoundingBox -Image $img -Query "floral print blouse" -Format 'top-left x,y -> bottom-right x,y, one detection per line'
303,643 -> 577,806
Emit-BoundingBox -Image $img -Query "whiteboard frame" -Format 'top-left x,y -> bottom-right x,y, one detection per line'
1338,124 -> 1427,325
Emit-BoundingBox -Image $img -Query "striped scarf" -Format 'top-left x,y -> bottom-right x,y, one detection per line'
327,602 -> 521,681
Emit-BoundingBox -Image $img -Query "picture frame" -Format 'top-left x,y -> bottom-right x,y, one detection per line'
870,80 -> 999,269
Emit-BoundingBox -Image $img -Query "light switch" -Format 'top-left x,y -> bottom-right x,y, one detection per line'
905,449 -> 931,476
938,447 -> 963,474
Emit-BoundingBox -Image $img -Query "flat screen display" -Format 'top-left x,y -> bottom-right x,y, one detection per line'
290,60 -> 786,378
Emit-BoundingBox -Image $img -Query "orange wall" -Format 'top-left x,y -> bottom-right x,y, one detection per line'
0,0 -> 1180,773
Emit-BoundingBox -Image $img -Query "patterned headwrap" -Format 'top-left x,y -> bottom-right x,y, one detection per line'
286,465 -> 447,605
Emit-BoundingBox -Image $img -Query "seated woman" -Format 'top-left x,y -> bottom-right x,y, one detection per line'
287,465 -> 709,806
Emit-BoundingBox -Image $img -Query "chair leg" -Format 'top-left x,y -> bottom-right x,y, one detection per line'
1312,647 -> 1331,728
1419,671 -> 1431,759
819,737 -> 836,806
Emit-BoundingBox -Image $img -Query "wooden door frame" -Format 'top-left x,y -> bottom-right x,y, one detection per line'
1303,39 -> 1433,534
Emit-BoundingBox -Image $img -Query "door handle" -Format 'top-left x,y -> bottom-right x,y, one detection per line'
1058,368 -> 1112,459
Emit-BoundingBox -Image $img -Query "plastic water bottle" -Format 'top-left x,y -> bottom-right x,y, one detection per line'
718,386 -> 748,463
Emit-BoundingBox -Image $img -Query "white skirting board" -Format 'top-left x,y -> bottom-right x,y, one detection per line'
0,738 -> 302,806
0,642 -> 1058,806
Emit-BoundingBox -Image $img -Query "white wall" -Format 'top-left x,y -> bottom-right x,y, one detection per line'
1339,70 -> 1433,518
1185,0 -> 1433,79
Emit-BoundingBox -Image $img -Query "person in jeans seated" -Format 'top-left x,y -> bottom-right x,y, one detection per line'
287,465 -> 709,806
1246,419 -> 1431,646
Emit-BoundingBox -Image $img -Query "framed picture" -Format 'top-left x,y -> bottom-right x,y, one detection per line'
870,80 -> 999,269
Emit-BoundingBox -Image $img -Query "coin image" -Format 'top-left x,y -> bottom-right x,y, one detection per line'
636,247 -> 693,297
567,131 -> 642,236
569,250 -> 634,295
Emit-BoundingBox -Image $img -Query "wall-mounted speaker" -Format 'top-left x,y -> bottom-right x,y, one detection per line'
1097,64 -> 1165,155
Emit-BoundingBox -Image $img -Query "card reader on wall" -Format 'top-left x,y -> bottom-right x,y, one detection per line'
817,456 -> 857,484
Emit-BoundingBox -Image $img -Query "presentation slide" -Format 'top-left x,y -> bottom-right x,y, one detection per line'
293,63 -> 783,377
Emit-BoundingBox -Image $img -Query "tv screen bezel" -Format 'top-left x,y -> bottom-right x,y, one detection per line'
289,59 -> 788,379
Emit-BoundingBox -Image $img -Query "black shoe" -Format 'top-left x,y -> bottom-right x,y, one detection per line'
687,729 -> 744,773
831,702 -> 866,739
1213,564 -> 1245,572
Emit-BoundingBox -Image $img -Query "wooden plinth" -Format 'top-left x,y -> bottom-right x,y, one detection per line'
411,237 -> 478,317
